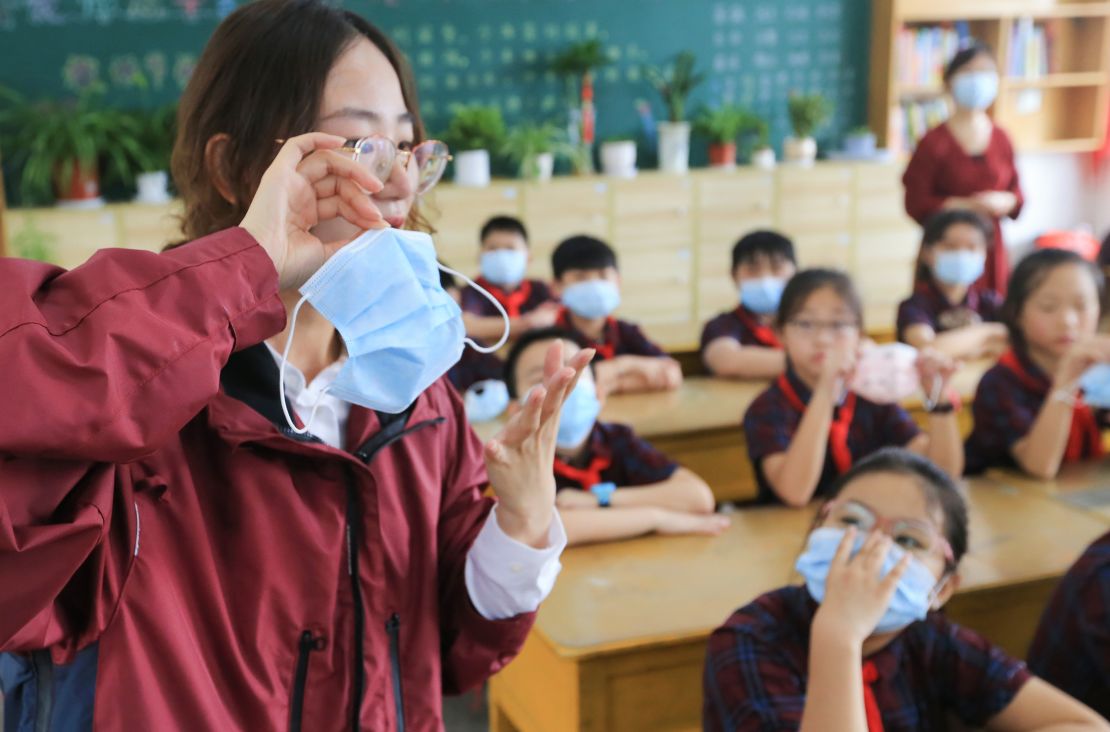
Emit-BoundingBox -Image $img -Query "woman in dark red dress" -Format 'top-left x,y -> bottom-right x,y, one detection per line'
903,43 -> 1024,295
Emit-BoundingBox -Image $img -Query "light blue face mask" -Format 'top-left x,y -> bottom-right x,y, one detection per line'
464,379 -> 511,423
795,526 -> 943,634
280,228 -> 510,434
479,249 -> 528,289
553,377 -> 601,450
561,280 -> 621,320
739,276 -> 786,315
951,71 -> 999,111
933,250 -> 986,287
1079,364 -> 1110,409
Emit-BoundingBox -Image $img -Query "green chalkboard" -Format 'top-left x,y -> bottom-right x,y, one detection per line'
0,0 -> 870,172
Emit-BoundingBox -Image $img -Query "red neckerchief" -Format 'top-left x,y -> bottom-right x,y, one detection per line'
553,453 -> 612,490
734,306 -> 781,348
862,661 -> 885,732
998,350 -> 1103,462
777,373 -> 857,475
556,308 -> 618,360
476,277 -> 532,319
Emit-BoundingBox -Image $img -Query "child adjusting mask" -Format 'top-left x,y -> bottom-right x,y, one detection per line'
279,228 -> 511,433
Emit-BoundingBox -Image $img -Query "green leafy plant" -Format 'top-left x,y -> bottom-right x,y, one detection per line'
501,122 -> 573,179
601,131 -> 637,144
132,103 -> 177,173
787,92 -> 833,139
0,87 -> 149,204
550,39 -> 613,79
11,218 -> 57,262
442,105 -> 507,154
848,125 -> 873,136
645,51 -> 707,123
693,105 -> 762,144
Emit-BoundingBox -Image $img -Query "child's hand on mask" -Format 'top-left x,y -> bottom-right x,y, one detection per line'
916,348 -> 959,400
1055,335 -> 1110,389
818,344 -> 858,398
813,528 -> 911,644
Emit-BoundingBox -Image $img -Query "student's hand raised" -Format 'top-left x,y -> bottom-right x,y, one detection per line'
241,133 -> 386,291
485,340 -> 596,548
812,528 -> 910,645
1055,335 -> 1110,389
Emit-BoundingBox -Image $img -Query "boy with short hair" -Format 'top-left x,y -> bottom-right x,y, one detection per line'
461,215 -> 559,343
504,327 -> 728,546
551,235 -> 682,394
700,230 -> 797,379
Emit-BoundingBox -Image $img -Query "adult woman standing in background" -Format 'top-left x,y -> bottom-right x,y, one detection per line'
903,42 -> 1024,295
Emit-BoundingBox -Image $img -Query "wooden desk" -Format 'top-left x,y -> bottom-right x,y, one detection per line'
474,362 -> 990,504
987,463 -> 1110,524
488,478 -> 1108,732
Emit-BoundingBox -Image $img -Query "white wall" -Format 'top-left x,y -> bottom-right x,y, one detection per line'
1091,162 -> 1110,240
1001,152 -> 1095,263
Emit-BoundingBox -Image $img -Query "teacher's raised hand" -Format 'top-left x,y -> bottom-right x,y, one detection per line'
241,132 -> 387,290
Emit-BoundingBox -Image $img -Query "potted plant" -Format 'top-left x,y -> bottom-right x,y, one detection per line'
551,39 -> 612,175
0,87 -> 147,207
132,103 -> 177,204
843,125 -> 877,159
693,105 -> 759,169
443,105 -> 507,188
10,216 -> 57,262
501,122 -> 570,182
599,133 -> 638,178
785,92 -> 833,166
645,51 -> 706,174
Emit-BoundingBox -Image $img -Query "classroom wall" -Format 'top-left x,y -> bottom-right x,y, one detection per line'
1002,152 -> 1097,261
1094,163 -> 1110,241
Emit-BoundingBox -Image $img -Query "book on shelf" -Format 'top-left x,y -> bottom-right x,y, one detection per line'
893,98 -> 951,153
896,22 -> 971,89
1009,17 -> 1051,78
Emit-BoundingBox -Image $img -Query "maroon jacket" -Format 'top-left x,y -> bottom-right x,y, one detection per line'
0,228 -> 533,731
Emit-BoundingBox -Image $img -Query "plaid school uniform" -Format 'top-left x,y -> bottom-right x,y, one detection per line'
555,308 -> 666,361
1027,530 -> 1110,717
703,585 -> 1032,732
964,348 -> 1106,474
896,280 -> 1003,343
700,306 -> 783,374
743,368 -> 921,504
553,421 -> 677,491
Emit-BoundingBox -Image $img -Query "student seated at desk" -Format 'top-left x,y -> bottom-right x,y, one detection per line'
461,215 -> 559,344
1028,530 -> 1110,718
703,448 -> 1108,732
898,210 -> 1008,360
504,327 -> 727,546
744,270 -> 964,507
701,230 -> 796,379
966,249 -> 1110,478
551,235 -> 683,395
442,266 -> 505,395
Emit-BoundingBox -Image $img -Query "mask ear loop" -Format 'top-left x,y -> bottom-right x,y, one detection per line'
279,295 -> 329,435
437,262 -> 510,353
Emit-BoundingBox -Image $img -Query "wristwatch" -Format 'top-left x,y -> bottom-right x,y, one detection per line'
589,482 -> 616,508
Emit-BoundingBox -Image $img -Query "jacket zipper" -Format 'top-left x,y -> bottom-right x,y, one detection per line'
289,630 -> 325,732
386,613 -> 406,732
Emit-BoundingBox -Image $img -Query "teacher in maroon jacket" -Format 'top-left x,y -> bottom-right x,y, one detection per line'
903,42 -> 1024,295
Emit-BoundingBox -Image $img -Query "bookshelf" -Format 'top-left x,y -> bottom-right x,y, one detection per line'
870,0 -> 1110,154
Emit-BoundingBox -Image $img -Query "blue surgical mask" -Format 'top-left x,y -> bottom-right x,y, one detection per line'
1079,364 -> 1110,409
280,228 -> 510,433
464,379 -> 511,423
951,71 -> 999,111
739,277 -> 786,315
933,250 -> 986,287
795,526 -> 943,635
480,249 -> 528,289
554,378 -> 601,449
561,280 -> 621,319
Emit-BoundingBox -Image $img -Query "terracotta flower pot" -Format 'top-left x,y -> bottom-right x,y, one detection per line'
708,142 -> 737,168
54,159 -> 100,203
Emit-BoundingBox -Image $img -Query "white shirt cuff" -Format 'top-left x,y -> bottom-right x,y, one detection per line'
464,505 -> 567,621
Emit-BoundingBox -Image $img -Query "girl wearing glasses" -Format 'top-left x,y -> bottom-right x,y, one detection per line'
704,448 -> 1106,731
0,1 -> 583,729
743,270 -> 963,506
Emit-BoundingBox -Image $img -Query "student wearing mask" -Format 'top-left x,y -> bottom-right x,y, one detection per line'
903,42 -> 1024,295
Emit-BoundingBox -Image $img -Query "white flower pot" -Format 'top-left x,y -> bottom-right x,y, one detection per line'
784,136 -> 818,166
135,170 -> 171,204
600,140 -> 637,179
454,149 -> 491,188
656,121 -> 691,174
531,152 -> 555,182
751,147 -> 777,170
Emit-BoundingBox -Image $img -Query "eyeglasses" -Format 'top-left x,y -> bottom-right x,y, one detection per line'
786,319 -> 859,338
340,136 -> 451,195
275,135 -> 452,195
820,498 -> 954,566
